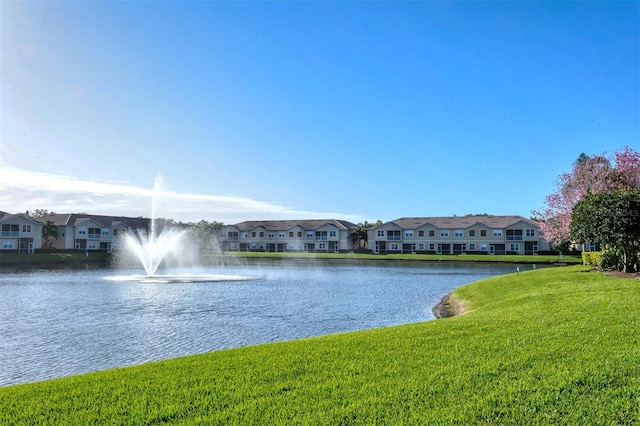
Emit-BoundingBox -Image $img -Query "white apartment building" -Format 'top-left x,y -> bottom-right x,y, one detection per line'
219,219 -> 357,253
37,214 -> 150,252
0,212 -> 43,253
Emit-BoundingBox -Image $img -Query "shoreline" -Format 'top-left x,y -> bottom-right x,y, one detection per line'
432,292 -> 455,319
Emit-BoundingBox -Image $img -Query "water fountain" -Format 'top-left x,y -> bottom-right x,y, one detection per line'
108,177 -> 252,283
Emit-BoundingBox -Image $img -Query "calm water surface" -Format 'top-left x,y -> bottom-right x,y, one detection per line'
0,260 -> 527,386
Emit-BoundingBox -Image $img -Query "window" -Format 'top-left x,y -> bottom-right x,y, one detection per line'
429,243 -> 435,251
114,229 -> 119,236
480,230 -> 487,237
102,229 -> 109,235
318,243 -> 327,250
251,232 -> 256,238
526,229 -> 536,237
429,230 -> 435,237
267,233 -> 275,238
259,232 -> 264,238
440,230 -> 449,237
469,243 -> 476,250
469,230 -> 475,237
454,229 -> 464,237
243,232 -> 249,238
509,243 -> 520,252
329,230 -> 337,237
298,232 -> 302,238
22,225 -> 32,233
506,230 -> 523,240
377,230 -> 385,237
480,243 -> 488,251
306,231 -> 314,238
88,241 -> 98,250
279,232 -> 285,238
405,230 -> 413,238
418,243 -> 425,250
289,231 -> 294,238
316,231 -> 328,240
390,243 -> 399,251
387,230 -> 401,240
493,229 -> 502,237
78,228 -> 86,235
3,240 -> 14,249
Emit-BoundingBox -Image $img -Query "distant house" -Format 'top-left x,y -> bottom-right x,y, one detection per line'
37,214 -> 150,252
0,212 -> 43,253
368,215 -> 551,255
219,219 -> 357,253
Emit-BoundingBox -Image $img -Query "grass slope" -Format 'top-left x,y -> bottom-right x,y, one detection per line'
223,251 -> 581,264
1,266 -> 638,424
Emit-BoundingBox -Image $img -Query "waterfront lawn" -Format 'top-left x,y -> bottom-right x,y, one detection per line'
223,251 -> 581,264
1,266 -> 638,424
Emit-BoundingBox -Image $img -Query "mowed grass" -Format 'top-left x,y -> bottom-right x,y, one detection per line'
1,266 -> 638,424
222,251 -> 581,264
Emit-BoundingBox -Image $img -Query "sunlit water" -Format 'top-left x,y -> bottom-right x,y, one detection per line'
0,260 -> 530,386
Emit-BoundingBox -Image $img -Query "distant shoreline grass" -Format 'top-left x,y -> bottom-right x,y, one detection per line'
0,250 -> 581,267
1,265 -> 637,424
219,251 -> 580,264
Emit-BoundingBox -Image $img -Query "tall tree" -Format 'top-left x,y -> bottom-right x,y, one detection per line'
533,146 -> 640,247
41,220 -> 59,248
570,189 -> 640,273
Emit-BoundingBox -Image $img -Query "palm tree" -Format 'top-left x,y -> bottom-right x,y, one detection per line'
349,222 -> 370,249
41,220 -> 58,249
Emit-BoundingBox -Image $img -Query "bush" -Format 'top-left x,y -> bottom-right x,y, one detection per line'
582,251 -> 602,267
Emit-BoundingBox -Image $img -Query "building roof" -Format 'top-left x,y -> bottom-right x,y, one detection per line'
0,213 -> 43,225
39,214 -> 150,230
230,219 -> 357,232
382,215 -> 539,230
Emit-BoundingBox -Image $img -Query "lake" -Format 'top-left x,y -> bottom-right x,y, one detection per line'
0,260 -> 528,387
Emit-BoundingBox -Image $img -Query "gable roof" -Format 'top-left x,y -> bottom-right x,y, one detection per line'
39,214 -> 150,230
0,213 -> 43,225
382,215 -> 539,230
232,219 -> 357,232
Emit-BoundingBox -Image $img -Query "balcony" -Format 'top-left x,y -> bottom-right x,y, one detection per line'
505,236 -> 523,241
1,231 -> 19,237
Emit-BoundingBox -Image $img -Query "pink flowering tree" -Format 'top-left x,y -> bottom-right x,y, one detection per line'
532,146 -> 640,248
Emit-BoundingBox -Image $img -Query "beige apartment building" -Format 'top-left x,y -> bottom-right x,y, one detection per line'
368,215 -> 550,255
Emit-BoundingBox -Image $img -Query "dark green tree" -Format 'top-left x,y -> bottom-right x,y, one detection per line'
41,220 -> 59,249
570,189 -> 640,273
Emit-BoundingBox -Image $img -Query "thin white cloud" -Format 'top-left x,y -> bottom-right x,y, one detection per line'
0,168 -> 364,224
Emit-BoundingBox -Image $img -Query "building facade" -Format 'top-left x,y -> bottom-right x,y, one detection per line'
219,219 -> 357,253
368,215 -> 550,255
0,212 -> 43,253
38,214 -> 149,252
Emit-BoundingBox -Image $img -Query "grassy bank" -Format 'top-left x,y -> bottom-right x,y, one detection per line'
222,251 -> 581,264
0,252 -> 111,266
1,266 -> 638,424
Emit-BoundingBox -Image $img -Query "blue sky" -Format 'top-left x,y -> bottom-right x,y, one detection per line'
1,1 -> 638,224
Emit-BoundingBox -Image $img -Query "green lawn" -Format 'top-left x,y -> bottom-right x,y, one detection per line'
0,251 -> 110,266
1,266 -> 638,424
222,251 -> 581,264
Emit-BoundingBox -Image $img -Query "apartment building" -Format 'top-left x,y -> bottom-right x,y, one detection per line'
37,214 -> 149,252
368,215 -> 550,255
0,212 -> 43,253
219,219 -> 357,252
